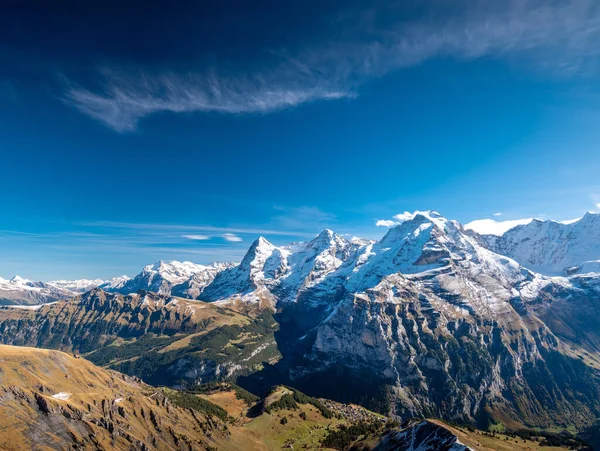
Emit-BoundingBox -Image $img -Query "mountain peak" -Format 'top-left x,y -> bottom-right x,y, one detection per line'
380,212 -> 444,245
241,236 -> 276,265
255,236 -> 271,246
146,260 -> 202,273
311,228 -> 340,246
9,275 -> 30,284
581,211 -> 600,222
317,228 -> 334,238
248,236 -> 274,252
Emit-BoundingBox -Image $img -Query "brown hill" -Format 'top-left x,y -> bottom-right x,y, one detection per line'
0,344 -> 230,450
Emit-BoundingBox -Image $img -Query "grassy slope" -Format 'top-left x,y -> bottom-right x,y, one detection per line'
0,344 -> 236,450
201,385 -> 586,451
0,293 -> 281,388
200,385 -> 346,450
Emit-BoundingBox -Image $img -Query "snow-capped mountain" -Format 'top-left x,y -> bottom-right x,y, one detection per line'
477,212 -> 600,275
201,212 -> 542,311
47,278 -> 106,293
1,210 -> 600,429
0,276 -> 75,305
195,211 -> 600,426
0,275 -> 135,305
171,262 -> 236,299
98,275 -> 131,292
200,229 -> 364,304
119,260 -> 232,295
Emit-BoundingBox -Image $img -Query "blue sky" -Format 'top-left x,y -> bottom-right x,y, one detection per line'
1,0 -> 600,280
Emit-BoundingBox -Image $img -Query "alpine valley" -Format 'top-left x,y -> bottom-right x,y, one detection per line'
1,211 -> 600,450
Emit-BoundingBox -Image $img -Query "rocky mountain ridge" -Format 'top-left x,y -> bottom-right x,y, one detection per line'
1,211 -> 599,433
0,289 -> 280,386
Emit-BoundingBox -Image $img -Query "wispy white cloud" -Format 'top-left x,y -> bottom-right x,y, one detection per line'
83,220 -> 302,236
464,217 -> 534,235
493,212 -> 502,217
375,219 -> 398,228
182,234 -> 210,240
222,233 -> 242,242
64,69 -> 350,132
376,210 -> 439,227
63,0 -> 600,131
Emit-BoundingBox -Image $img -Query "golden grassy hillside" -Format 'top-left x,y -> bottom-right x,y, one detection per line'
0,345 -> 230,450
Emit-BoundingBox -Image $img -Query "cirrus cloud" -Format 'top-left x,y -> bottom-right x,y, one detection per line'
182,234 -> 210,241
222,233 -> 243,242
64,0 -> 600,132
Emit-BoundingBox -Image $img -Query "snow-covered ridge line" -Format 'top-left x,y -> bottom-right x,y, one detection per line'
475,211 -> 600,276
465,212 -> 596,237
3,211 -> 599,305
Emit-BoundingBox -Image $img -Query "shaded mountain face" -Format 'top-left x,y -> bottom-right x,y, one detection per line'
477,212 -> 600,276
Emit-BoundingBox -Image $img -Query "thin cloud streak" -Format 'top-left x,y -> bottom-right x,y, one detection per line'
222,233 -> 243,242
182,234 -> 210,240
82,220 -> 311,237
64,0 -> 600,131
65,69 -> 350,132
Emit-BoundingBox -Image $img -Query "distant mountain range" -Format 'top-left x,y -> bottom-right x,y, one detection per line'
1,211 -> 600,433
477,212 -> 600,276
4,213 -> 599,307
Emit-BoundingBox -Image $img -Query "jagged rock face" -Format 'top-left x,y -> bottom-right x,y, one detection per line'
0,290 -> 208,350
523,273 -> 600,354
201,231 -> 363,304
290,277 -> 600,428
200,237 -> 283,302
0,290 -> 281,387
478,212 -> 600,276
